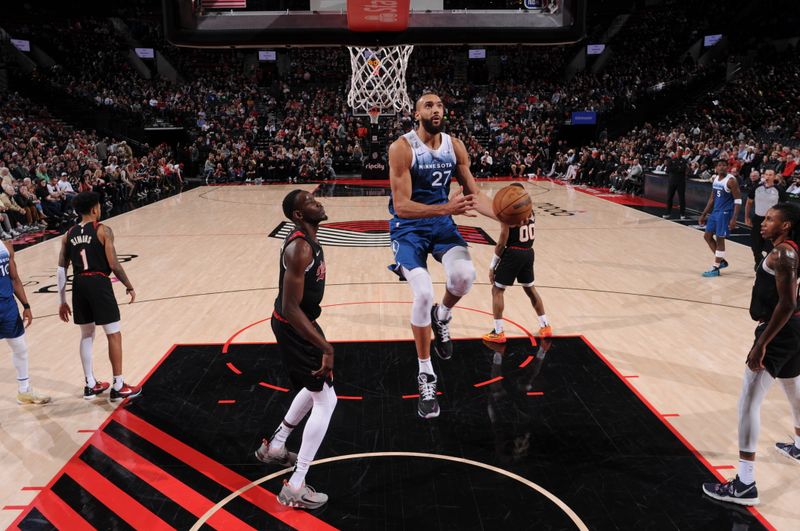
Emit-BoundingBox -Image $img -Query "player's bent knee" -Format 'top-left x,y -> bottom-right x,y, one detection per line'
448,265 -> 475,297
102,321 -> 121,335
404,267 -> 434,327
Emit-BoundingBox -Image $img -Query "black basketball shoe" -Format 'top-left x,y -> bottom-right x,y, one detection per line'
430,304 -> 453,360
417,373 -> 440,419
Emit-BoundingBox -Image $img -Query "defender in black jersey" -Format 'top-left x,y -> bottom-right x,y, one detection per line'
703,203 -> 800,506
57,192 -> 140,402
255,190 -> 335,511
483,184 -> 551,344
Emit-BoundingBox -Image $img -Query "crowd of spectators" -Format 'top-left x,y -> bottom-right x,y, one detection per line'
2,1 -> 798,204
0,92 -> 184,240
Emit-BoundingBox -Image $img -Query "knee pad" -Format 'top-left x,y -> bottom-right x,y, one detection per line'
442,246 -> 476,297
402,266 -> 434,327
102,321 -> 121,335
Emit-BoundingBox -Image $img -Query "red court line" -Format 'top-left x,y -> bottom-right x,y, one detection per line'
401,392 -> 443,399
226,362 -> 242,375
623,375 -> 639,379
217,400 -> 236,404
336,395 -> 363,400
92,431 -> 254,531
713,465 -> 736,470
64,459 -> 173,531
136,344 -> 178,390
77,430 -> 97,433
116,409 -> 338,531
222,317 -> 271,353
580,335 -> 775,531
3,506 -> 27,510
518,355 -> 534,368
661,413 -> 680,418
30,490 -> 94,531
21,487 -> 45,491
526,392 -> 544,396
259,381 -> 289,392
473,376 -> 504,388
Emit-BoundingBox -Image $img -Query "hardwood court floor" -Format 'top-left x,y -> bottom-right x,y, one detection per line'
0,181 -> 796,529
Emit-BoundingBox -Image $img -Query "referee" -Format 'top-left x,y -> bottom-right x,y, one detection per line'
745,169 -> 786,265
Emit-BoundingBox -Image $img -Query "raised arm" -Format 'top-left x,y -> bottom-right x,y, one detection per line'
281,238 -> 334,378
452,137 -> 497,220
388,138 -> 473,219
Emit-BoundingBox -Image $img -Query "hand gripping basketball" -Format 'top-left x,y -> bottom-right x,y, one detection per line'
448,187 -> 476,217
493,185 -> 532,226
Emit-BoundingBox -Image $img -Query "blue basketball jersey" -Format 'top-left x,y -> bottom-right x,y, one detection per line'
0,245 -> 14,300
389,131 -> 457,218
712,174 -> 735,212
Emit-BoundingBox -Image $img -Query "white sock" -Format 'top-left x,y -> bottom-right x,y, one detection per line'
289,384 -> 337,489
8,336 -> 30,392
795,434 -> 800,450
493,319 -> 504,334
537,314 -> 549,328
738,459 -> 755,484
113,375 -> 124,391
436,304 -> 452,322
79,324 -> 95,386
418,357 -> 435,376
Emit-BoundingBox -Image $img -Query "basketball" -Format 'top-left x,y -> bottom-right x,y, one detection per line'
493,185 -> 532,226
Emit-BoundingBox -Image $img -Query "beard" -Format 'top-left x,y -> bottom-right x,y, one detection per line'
420,116 -> 443,135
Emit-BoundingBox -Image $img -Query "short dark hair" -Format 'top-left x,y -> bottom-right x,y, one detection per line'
415,91 -> 440,110
73,191 -> 100,215
282,189 -> 304,220
772,202 -> 800,243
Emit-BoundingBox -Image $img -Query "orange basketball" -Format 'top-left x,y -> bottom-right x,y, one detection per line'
493,185 -> 532,226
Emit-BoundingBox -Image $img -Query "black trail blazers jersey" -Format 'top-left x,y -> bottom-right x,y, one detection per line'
66,222 -> 112,275
274,229 -> 326,321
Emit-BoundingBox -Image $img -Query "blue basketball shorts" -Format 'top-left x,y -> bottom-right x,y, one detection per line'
705,210 -> 733,238
388,216 -> 468,279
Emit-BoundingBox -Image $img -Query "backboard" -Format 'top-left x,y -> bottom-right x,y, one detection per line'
164,0 -> 585,47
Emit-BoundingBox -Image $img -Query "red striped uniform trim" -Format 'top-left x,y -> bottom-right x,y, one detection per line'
78,271 -> 109,277
506,246 -> 532,251
272,309 -> 288,323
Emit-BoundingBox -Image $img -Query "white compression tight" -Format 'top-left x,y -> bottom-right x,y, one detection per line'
402,266 -> 434,327
289,383 -> 337,488
739,368 -> 800,453
7,335 -> 29,390
79,324 -> 96,383
778,376 -> 800,429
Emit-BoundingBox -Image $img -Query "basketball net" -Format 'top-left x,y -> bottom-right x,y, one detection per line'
347,45 -> 414,123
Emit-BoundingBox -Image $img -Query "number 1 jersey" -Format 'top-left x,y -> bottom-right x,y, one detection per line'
66,222 -> 112,275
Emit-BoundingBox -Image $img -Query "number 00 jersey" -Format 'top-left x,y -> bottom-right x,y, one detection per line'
505,215 -> 535,249
388,130 -> 457,218
66,222 -> 112,276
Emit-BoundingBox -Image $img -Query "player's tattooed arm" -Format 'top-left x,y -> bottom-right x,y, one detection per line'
753,244 -> 799,356
102,225 -> 134,293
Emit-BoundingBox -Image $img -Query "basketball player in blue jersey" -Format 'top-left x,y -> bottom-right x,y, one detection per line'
388,92 -> 497,419
699,161 -> 742,277
0,241 -> 50,405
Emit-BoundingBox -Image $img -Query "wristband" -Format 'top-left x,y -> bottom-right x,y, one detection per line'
22,303 -> 30,310
733,198 -> 742,205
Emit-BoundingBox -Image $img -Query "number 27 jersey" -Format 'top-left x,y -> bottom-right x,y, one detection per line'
389,130 -> 457,218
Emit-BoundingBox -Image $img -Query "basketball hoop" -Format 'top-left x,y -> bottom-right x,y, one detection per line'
347,45 -> 414,120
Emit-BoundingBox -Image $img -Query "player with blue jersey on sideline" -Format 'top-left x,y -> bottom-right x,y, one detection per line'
699,160 -> 742,277
387,92 -> 496,419
0,240 -> 50,405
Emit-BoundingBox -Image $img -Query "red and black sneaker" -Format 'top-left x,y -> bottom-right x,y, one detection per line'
84,381 -> 110,400
110,383 -> 142,402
